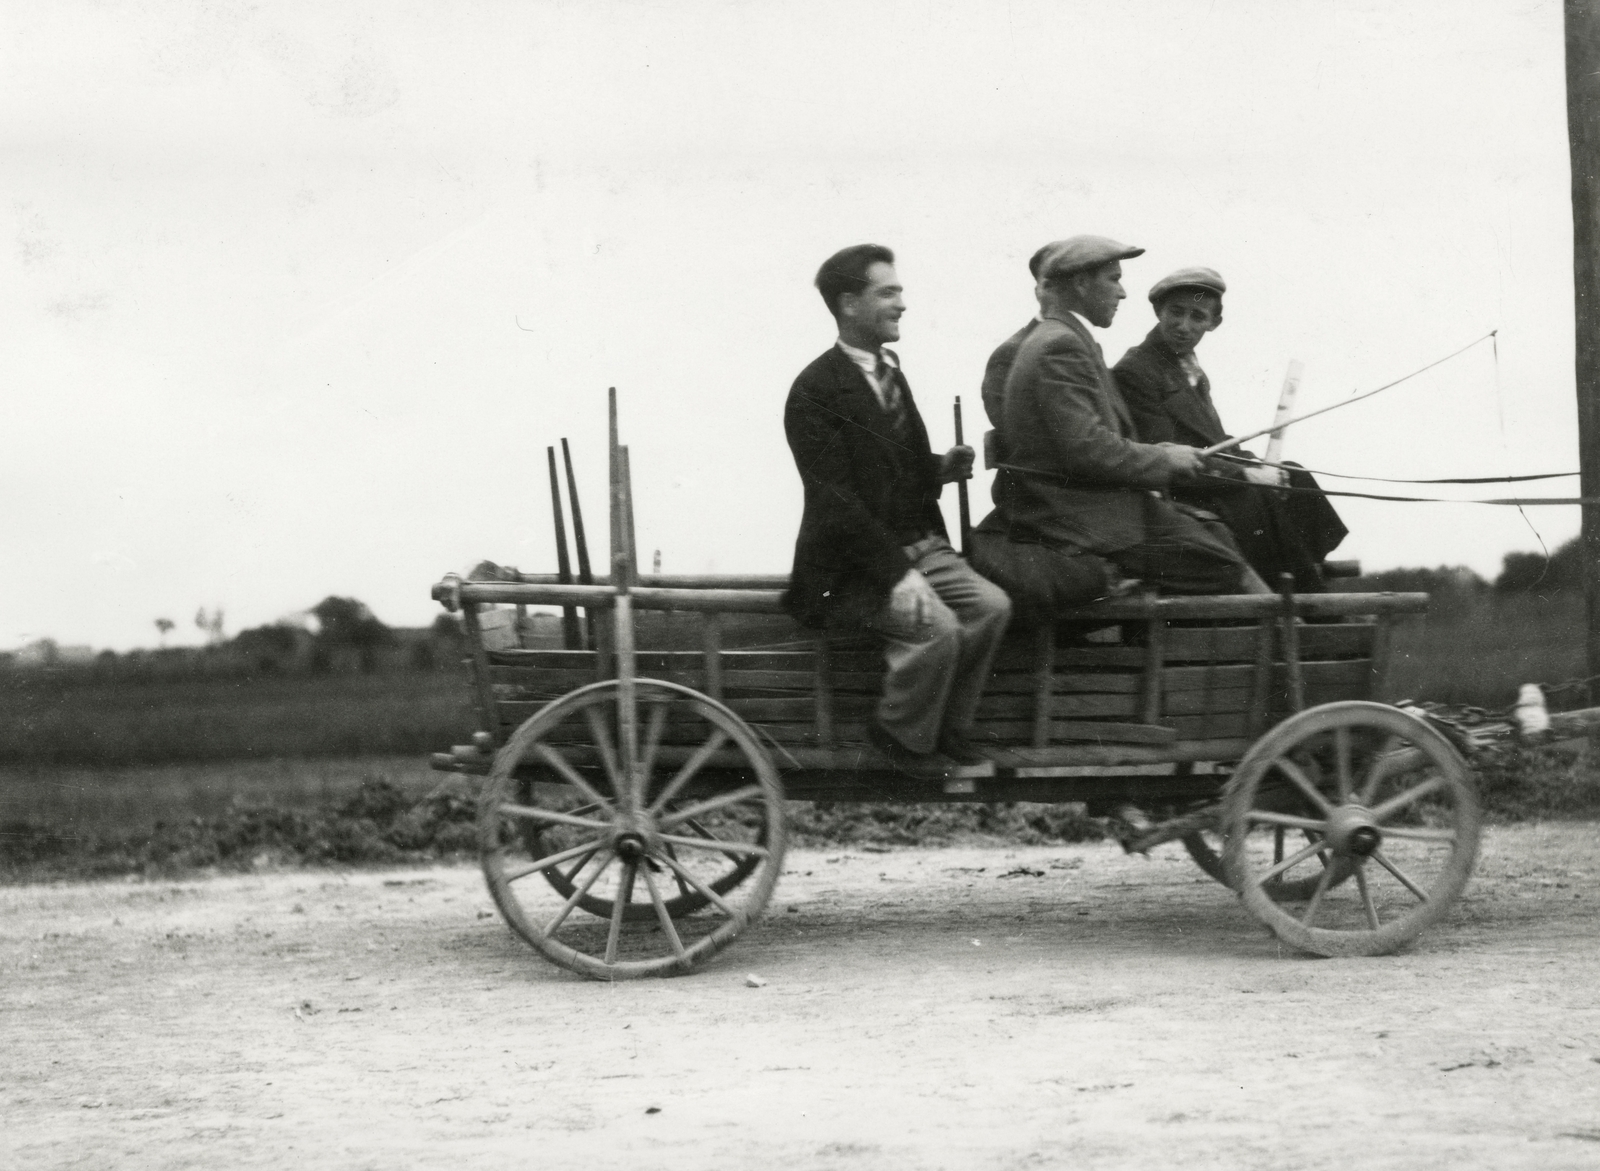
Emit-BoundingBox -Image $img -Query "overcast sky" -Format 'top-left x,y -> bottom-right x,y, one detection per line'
3,0 -> 1578,650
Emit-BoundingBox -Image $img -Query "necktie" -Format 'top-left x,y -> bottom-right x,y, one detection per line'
874,357 -> 906,433
1178,352 -> 1203,388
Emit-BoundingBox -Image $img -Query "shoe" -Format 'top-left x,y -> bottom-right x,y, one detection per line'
935,731 -> 988,766
866,721 -> 940,774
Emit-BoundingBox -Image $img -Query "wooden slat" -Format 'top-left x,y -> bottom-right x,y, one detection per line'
1141,604 -> 1165,724
1031,626 -> 1055,748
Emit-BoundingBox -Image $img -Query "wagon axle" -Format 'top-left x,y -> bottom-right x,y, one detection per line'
1325,806 -> 1383,858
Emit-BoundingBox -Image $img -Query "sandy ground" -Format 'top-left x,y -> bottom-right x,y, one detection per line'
4,824 -> 1600,1171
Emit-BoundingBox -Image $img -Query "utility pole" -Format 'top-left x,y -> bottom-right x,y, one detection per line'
1566,1 -> 1600,702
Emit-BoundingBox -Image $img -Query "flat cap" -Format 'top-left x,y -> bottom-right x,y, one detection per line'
1033,235 -> 1144,280
1148,266 -> 1226,304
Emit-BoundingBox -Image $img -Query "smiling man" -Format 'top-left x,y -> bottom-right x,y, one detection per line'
783,244 -> 1011,770
1113,267 -> 1347,591
981,238 -> 1262,598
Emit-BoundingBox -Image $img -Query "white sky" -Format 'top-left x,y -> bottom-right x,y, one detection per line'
2,0 -> 1579,650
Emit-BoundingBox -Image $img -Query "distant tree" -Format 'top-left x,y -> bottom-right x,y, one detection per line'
310,596 -> 392,672
154,617 -> 175,646
233,622 -> 307,672
194,607 -> 226,645
1494,536 -> 1585,596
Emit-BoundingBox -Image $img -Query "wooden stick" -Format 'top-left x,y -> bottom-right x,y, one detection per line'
620,446 -> 640,588
546,447 -> 581,649
1263,360 -> 1303,465
459,603 -> 503,749
701,611 -> 724,701
954,397 -> 972,556
561,438 -> 594,649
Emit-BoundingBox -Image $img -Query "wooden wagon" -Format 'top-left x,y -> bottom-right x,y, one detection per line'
430,404 -> 1481,979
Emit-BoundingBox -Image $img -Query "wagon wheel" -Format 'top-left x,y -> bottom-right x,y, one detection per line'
1181,826 -> 1355,901
515,775 -> 767,922
479,678 -> 788,980
1221,701 -> 1480,957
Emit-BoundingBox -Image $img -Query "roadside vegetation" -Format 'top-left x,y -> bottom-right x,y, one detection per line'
2,546 -> 1598,882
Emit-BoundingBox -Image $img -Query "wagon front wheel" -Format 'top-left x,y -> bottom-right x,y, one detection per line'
1221,701 -> 1479,957
479,678 -> 788,979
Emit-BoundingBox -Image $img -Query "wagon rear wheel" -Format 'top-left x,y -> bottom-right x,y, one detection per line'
1221,701 -> 1479,957
480,678 -> 788,979
1182,827 -> 1355,901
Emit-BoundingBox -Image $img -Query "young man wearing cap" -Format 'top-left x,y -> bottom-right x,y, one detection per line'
983,236 -> 1261,597
783,244 -> 1012,770
1114,268 -> 1347,591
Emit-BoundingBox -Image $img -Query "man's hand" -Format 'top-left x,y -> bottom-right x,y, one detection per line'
1156,442 -> 1207,482
1243,463 -> 1289,488
937,445 -> 976,483
887,568 -> 939,631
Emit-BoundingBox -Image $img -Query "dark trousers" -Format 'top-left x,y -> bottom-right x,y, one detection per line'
1185,467 -> 1347,593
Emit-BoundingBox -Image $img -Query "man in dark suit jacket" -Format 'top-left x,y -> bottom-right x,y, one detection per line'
981,237 -> 1260,596
1114,267 -> 1347,591
784,244 -> 1011,767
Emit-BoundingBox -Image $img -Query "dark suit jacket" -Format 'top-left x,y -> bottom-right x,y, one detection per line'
783,345 -> 946,629
1113,327 -> 1250,494
993,313 -> 1172,554
980,319 -> 1038,509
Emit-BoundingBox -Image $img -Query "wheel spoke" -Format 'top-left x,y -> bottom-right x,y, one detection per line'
1377,825 -> 1457,843
656,784 -> 764,831
1268,757 -> 1335,816
561,845 -> 602,884
1371,847 -> 1429,902
583,705 -> 624,795
1244,810 -> 1326,832
1300,860 -> 1338,928
638,699 -> 671,795
1370,775 -> 1446,823
1252,839 -> 1326,887
663,840 -> 694,900
639,865 -> 687,959
531,744 -> 614,810
541,850 -> 616,938
604,861 -> 637,965
1359,738 -> 1418,804
500,837 -> 605,882
656,851 -> 738,917
1333,727 -> 1353,802
1273,826 -> 1285,866
1354,866 -> 1382,930
497,802 -> 610,831
656,832 -> 770,858
647,729 -> 730,814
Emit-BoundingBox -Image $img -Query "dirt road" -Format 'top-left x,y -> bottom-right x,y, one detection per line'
5,823 -> 1600,1170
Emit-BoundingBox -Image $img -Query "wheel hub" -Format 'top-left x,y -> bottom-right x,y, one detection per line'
1325,804 -> 1381,857
613,831 -> 647,860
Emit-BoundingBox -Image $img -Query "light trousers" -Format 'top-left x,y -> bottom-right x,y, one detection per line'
865,536 -> 1013,753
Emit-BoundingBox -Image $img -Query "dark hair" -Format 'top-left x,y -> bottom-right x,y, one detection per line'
1153,286 -> 1223,318
815,244 -> 895,318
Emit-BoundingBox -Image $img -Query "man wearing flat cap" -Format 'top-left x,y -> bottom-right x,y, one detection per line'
975,236 -> 1260,602
1114,267 -> 1347,591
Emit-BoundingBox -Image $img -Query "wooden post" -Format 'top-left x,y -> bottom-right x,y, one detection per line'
546,447 -> 581,649
1566,1 -> 1600,704
1030,624 -> 1056,748
1278,573 -> 1305,712
700,611 -> 724,701
1140,592 -> 1165,725
953,397 -> 972,556
608,391 -> 639,806
1247,615 -> 1275,737
460,603 -> 503,748
561,438 -> 595,649
813,634 -> 836,749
